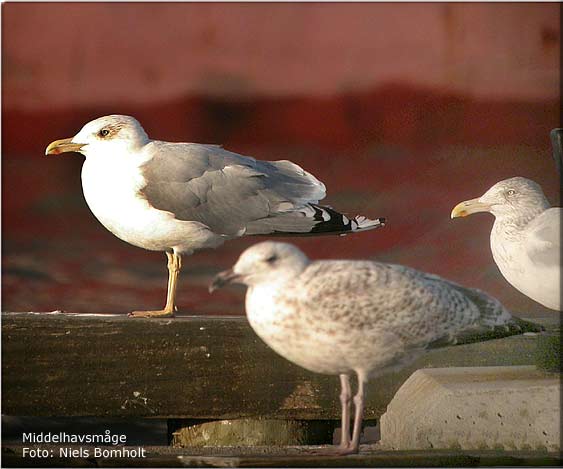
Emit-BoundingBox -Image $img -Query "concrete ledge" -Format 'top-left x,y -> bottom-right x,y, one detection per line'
379,366 -> 560,452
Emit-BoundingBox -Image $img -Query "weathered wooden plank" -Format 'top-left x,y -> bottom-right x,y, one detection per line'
1,312 -> 544,419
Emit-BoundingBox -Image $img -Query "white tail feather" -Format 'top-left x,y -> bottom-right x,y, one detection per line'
352,216 -> 386,232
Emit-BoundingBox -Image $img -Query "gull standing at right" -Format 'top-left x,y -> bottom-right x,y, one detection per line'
451,177 -> 560,311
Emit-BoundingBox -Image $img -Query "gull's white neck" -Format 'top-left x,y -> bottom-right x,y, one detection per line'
489,205 -> 556,306
491,203 -> 549,241
245,276 -> 299,327
79,145 -> 181,251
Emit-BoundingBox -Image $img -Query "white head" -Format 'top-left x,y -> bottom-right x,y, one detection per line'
451,177 -> 550,221
210,242 -> 310,291
45,115 -> 150,159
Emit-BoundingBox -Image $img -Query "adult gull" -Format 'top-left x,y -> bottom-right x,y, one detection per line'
210,241 -> 514,454
45,115 -> 385,317
451,177 -> 560,311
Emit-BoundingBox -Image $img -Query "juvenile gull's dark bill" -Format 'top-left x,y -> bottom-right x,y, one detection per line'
451,177 -> 561,311
45,115 -> 385,317
210,241 -> 515,454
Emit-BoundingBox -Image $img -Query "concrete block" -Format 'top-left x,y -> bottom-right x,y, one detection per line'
379,366 -> 560,452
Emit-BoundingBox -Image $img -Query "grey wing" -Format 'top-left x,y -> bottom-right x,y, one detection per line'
297,261 -> 484,348
417,270 -> 512,329
525,208 -> 561,268
139,141 -> 326,236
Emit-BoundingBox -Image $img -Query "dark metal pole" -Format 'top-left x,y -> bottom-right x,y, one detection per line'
549,128 -> 562,177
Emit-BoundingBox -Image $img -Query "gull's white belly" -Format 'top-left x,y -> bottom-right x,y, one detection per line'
491,233 -> 561,310
81,159 -> 224,253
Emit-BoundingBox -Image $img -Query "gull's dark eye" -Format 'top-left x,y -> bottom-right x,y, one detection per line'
506,189 -> 516,196
265,254 -> 278,264
98,129 -> 110,138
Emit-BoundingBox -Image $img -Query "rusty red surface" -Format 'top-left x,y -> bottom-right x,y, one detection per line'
2,2 -> 559,318
2,87 -> 559,319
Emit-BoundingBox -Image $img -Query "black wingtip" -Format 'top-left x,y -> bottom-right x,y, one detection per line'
378,217 -> 387,226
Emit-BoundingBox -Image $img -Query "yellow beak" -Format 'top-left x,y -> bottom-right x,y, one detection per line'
451,197 -> 491,218
45,138 -> 84,156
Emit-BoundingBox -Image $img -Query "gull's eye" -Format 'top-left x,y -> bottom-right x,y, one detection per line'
264,254 -> 278,264
98,129 -> 110,138
506,189 -> 516,196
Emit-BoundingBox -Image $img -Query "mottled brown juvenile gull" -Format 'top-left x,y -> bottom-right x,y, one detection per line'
45,115 -> 385,317
210,241 -> 514,454
451,177 -> 560,311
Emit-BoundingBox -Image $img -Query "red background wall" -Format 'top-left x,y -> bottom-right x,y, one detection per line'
2,3 -> 560,318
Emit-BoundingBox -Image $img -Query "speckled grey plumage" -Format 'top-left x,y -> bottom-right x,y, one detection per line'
230,242 -> 512,379
211,241 -> 514,453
